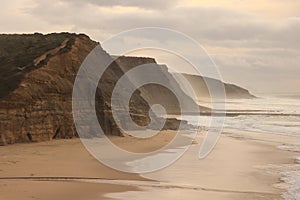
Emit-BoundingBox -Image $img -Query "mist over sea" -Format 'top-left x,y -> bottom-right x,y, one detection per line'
188,95 -> 300,137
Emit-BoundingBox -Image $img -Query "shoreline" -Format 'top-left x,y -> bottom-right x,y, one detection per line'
0,130 -> 299,200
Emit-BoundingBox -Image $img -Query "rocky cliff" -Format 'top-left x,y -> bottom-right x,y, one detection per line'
114,56 -> 209,114
0,33 -> 256,145
177,73 -> 256,100
0,33 -> 188,145
0,33 -> 85,144
0,33 -> 159,145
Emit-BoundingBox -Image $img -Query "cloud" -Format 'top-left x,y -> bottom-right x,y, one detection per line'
25,1 -> 300,48
1,0 -> 299,94
66,0 -> 179,10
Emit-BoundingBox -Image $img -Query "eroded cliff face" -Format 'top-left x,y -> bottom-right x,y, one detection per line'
114,56 -> 206,114
0,33 -> 255,145
0,33 -> 190,145
0,33 -> 78,98
177,73 -> 256,101
0,34 -> 95,144
0,33 -> 157,145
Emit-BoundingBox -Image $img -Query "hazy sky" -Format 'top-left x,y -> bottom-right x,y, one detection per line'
1,0 -> 300,95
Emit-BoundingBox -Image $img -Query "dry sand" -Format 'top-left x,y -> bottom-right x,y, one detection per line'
0,130 -> 299,200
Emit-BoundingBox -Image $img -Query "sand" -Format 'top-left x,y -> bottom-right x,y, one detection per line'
0,130 -> 299,200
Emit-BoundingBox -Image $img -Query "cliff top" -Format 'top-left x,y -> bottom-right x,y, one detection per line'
0,33 -> 92,98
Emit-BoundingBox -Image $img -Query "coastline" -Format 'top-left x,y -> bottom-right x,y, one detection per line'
107,129 -> 298,200
0,130 -> 299,200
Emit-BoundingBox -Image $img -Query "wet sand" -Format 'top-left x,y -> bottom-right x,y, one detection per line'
0,130 -> 299,200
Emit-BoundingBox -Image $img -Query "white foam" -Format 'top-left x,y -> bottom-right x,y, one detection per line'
189,97 -> 300,200
272,145 -> 300,200
276,165 -> 300,200
182,97 -> 300,137
295,158 -> 300,164
277,145 -> 300,153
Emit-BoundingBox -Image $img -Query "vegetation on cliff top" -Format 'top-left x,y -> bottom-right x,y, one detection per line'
0,33 -> 77,98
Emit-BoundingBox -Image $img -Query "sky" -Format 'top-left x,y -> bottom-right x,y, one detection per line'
1,0 -> 300,95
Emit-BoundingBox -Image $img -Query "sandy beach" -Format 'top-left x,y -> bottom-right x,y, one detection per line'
1,1 -> 299,199
0,130 -> 299,200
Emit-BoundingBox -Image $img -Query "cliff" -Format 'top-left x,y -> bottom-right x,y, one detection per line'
177,73 -> 256,100
0,33 -> 188,145
0,33 -> 83,144
0,33 -> 157,145
114,56 -> 209,114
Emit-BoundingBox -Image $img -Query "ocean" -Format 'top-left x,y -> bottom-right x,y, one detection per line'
194,96 -> 300,137
104,96 -> 300,200
191,96 -> 300,200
